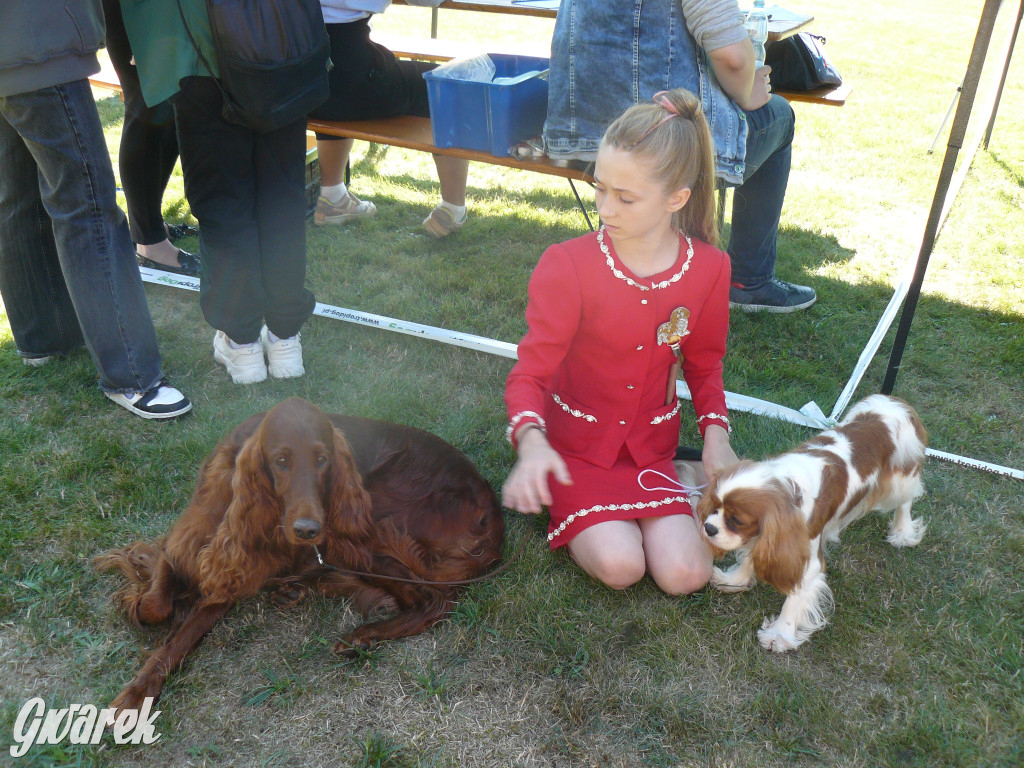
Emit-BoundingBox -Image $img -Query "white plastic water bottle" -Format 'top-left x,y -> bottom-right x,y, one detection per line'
745,0 -> 769,70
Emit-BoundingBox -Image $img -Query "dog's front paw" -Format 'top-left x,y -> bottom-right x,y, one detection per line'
333,636 -> 372,659
887,517 -> 927,548
110,679 -> 161,715
757,615 -> 802,653
711,565 -> 755,593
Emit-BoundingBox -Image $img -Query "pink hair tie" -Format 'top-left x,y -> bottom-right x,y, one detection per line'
630,90 -> 679,148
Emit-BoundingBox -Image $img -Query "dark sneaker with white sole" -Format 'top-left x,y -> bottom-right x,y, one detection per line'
105,380 -> 192,419
729,277 -> 817,313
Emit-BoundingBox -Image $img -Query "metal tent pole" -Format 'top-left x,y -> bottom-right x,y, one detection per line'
983,0 -> 1023,150
880,0 -> 1003,395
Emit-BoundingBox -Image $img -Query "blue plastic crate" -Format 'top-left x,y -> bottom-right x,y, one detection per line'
423,54 -> 550,158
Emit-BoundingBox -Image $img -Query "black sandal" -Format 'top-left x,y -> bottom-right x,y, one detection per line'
137,248 -> 200,277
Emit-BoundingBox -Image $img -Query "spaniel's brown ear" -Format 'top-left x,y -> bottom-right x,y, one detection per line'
198,431 -> 277,600
750,486 -> 810,595
327,427 -> 373,539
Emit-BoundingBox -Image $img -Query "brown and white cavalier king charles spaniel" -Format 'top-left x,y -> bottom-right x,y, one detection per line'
697,394 -> 928,652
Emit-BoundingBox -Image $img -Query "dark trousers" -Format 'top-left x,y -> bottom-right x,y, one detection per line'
173,77 -> 315,343
310,18 -> 434,141
101,0 -> 180,246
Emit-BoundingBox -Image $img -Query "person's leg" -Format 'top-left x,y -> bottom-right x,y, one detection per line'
175,77 -> 267,345
433,156 -> 469,207
317,137 -> 353,187
253,116 -> 315,343
101,0 -> 195,273
1,82 -> 169,394
728,95 -> 815,312
566,520 -> 647,590
312,135 -> 377,224
0,105 -> 84,362
638,514 -> 712,595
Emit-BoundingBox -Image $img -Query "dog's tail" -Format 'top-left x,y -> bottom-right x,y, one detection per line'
93,540 -> 167,623
888,398 -> 928,474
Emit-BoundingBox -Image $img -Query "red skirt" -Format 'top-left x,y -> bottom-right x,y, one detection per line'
545,447 -> 694,549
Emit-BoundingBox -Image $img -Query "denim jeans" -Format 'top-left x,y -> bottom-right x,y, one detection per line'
173,76 -> 314,343
727,95 -> 795,287
0,79 -> 164,393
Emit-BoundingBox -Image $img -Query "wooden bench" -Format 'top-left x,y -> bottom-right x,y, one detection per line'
307,115 -> 596,228
89,60 -> 124,100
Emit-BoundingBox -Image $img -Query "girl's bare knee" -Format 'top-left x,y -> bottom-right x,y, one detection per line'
652,560 -> 712,596
590,554 -> 646,590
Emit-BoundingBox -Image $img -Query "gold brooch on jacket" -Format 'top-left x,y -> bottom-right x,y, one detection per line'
657,307 -> 690,356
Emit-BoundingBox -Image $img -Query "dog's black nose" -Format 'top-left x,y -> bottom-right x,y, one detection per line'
293,519 -> 322,540
704,522 -> 719,538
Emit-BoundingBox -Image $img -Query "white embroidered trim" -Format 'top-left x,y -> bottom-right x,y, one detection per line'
597,225 -> 693,291
698,412 -> 732,434
650,400 -> 682,425
506,411 -> 546,443
548,496 -> 690,541
551,394 -> 597,423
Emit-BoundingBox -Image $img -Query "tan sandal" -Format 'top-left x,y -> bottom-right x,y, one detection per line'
422,205 -> 466,239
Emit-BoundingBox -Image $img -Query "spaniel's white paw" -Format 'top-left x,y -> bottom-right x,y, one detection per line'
887,516 -> 926,548
711,565 -> 755,593
757,615 -> 802,653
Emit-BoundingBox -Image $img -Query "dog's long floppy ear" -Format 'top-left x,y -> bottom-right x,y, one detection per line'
198,431 -> 278,600
750,483 -> 810,594
327,427 -> 374,539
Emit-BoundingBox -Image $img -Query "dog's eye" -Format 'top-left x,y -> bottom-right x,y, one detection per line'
316,455 -> 328,466
275,456 -> 288,469
726,515 -> 740,530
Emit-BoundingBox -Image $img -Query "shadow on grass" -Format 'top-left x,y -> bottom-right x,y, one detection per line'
988,150 -> 1024,188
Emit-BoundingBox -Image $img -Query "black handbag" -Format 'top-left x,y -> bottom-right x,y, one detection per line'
765,32 -> 842,91
177,0 -> 332,133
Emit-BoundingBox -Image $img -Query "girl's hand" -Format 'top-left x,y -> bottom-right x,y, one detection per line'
501,427 -> 572,514
702,424 -> 738,481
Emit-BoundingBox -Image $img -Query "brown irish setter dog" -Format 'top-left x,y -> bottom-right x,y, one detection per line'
96,397 -> 504,711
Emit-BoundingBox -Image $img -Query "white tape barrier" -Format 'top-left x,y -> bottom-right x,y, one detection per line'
313,302 -> 519,359
138,267 -> 1022,480
829,278 -> 911,422
925,449 -> 1024,481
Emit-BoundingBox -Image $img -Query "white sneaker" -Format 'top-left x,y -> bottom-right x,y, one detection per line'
105,380 -> 192,419
213,330 -> 267,384
260,326 -> 304,379
22,355 -> 55,367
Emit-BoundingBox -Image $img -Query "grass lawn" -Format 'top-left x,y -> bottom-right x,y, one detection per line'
1,0 -> 1022,765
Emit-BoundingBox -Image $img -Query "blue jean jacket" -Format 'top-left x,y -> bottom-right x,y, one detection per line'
542,0 -> 748,184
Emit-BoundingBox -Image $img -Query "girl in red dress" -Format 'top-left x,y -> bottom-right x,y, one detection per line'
503,89 -> 737,594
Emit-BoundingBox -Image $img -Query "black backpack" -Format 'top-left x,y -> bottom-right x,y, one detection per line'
178,0 -> 332,132
765,32 -> 842,92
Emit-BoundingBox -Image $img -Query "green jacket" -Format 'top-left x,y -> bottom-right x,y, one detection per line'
120,0 -> 219,106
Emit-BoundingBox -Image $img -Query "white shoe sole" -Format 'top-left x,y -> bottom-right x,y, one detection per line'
213,348 -> 267,384
105,392 -> 193,420
260,327 -> 304,378
728,295 -> 817,313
